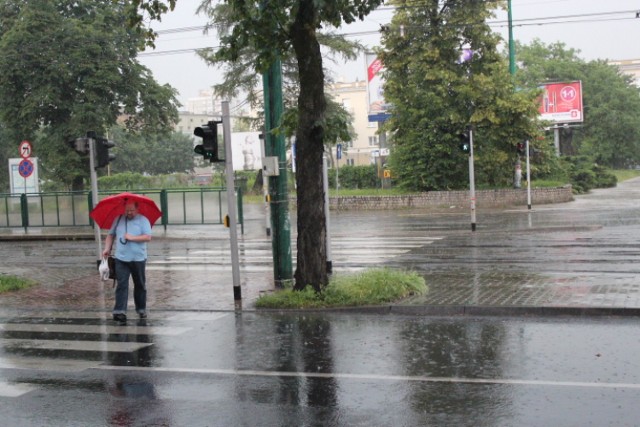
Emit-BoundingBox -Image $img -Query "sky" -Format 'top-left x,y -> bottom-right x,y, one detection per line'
138,0 -> 640,107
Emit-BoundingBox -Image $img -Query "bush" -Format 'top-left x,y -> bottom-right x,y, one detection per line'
328,165 -> 379,189
564,156 -> 617,194
98,172 -> 154,190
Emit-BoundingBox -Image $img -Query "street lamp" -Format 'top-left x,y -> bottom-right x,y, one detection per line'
459,47 -> 477,232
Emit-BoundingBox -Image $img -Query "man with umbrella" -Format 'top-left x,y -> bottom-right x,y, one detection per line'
100,199 -> 153,322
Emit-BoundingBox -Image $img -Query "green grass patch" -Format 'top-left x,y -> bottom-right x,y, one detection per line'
529,179 -> 567,188
0,274 -> 37,293
611,169 -> 640,182
255,268 -> 427,309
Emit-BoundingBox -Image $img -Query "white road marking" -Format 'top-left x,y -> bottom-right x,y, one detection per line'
95,365 -> 640,390
0,357 -> 99,372
0,338 -> 151,353
0,323 -> 190,336
0,381 -> 36,397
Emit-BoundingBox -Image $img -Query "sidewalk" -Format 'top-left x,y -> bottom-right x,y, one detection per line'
2,179 -> 640,315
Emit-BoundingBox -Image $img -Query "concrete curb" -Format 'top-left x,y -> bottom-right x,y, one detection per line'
252,304 -> 640,317
0,234 -> 95,241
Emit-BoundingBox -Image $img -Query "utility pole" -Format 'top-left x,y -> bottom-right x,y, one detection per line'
262,59 -> 293,287
508,0 -> 516,76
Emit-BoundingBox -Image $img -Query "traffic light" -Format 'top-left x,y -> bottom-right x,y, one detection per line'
458,131 -> 471,153
516,141 -> 525,155
95,137 -> 116,168
194,121 -> 222,163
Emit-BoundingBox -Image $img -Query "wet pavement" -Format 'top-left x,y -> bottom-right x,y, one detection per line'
2,180 -> 640,425
2,178 -> 640,313
1,310 -> 640,426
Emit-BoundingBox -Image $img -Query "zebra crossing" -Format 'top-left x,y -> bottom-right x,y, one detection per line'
0,311 -> 229,397
147,235 -> 442,270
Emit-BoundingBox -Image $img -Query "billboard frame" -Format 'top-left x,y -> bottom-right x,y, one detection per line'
538,81 -> 584,124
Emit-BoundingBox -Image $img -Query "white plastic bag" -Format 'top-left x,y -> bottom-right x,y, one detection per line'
99,257 -> 110,281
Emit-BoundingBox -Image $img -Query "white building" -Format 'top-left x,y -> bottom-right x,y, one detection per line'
609,58 -> 640,86
175,112 -> 213,136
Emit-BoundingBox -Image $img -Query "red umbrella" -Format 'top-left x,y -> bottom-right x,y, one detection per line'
90,192 -> 162,230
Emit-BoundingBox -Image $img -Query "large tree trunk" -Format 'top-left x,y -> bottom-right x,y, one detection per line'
291,0 -> 328,291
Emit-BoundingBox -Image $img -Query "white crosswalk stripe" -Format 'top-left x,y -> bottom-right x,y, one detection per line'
0,380 -> 36,397
0,311 -> 217,397
0,323 -> 190,336
148,236 -> 441,270
0,338 -> 152,353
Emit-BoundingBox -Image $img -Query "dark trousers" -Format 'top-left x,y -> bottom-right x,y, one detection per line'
113,259 -> 147,315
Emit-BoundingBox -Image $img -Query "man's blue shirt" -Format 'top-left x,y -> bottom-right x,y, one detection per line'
109,214 -> 152,262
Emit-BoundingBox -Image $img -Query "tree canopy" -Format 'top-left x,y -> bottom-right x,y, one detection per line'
0,0 -> 180,190
195,0 -> 360,145
109,127 -> 196,175
380,0 -> 541,191
515,39 -> 640,168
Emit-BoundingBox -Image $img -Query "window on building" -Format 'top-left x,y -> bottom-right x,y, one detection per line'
347,159 -> 355,166
368,136 -> 379,147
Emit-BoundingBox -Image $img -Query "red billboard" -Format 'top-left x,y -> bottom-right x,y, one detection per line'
538,81 -> 583,124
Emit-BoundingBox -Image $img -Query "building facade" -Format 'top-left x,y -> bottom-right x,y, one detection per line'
327,80 -> 382,167
609,59 -> 640,86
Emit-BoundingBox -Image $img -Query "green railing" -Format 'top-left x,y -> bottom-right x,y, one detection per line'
0,187 -> 243,233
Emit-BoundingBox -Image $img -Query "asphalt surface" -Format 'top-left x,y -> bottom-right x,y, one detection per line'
2,180 -> 640,426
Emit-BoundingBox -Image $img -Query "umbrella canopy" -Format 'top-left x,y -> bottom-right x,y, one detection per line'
90,192 -> 162,230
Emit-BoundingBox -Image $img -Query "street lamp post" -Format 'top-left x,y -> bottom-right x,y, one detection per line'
460,48 -> 477,232
468,125 -> 477,231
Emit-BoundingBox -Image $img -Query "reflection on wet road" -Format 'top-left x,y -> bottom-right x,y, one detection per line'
1,309 -> 640,425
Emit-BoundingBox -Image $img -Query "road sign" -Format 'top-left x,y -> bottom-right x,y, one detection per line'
336,143 -> 342,160
19,140 -> 32,159
18,158 -> 34,178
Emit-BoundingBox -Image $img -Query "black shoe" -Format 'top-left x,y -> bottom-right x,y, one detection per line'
113,313 -> 127,322
138,312 -> 147,319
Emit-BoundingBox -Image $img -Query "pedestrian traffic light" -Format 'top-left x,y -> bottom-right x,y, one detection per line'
458,131 -> 471,153
95,137 -> 116,169
194,121 -> 222,163
516,141 -> 525,155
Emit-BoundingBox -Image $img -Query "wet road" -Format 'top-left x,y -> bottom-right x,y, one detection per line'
2,179 -> 640,425
1,309 -> 640,426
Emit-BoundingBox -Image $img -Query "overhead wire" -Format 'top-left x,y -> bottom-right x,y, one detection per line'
140,7 -> 639,57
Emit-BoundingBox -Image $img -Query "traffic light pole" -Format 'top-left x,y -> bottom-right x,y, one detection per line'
88,138 -> 102,263
262,59 -> 293,287
468,127 -> 477,232
221,101 -> 242,301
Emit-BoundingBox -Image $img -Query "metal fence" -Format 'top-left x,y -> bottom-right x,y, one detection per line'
0,187 -> 243,232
